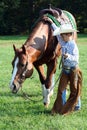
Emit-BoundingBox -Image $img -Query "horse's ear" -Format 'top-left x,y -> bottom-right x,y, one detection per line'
13,44 -> 17,53
22,45 -> 26,54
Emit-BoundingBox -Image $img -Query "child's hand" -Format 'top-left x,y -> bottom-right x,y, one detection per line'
63,54 -> 68,59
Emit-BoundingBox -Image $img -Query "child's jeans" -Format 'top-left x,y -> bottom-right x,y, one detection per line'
62,90 -> 81,110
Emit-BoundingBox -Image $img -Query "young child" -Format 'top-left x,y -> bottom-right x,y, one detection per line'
46,18 -> 82,115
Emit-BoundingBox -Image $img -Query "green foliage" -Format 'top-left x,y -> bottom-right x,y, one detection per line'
0,34 -> 87,130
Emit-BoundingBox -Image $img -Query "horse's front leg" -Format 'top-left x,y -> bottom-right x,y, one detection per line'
43,59 -> 57,107
34,59 -> 57,107
42,74 -> 55,107
34,64 -> 46,96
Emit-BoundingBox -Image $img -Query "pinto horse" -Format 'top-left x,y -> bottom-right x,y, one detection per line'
10,8 -> 77,107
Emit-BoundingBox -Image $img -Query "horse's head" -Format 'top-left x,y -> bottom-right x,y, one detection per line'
10,44 -> 33,93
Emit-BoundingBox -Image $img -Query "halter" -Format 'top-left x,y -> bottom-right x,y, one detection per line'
21,61 -> 28,78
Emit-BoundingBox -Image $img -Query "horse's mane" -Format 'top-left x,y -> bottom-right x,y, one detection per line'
31,18 -> 50,37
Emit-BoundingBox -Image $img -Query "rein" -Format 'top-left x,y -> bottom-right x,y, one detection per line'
21,87 -> 43,102
20,73 -> 61,102
21,67 -> 62,101
49,69 -> 62,94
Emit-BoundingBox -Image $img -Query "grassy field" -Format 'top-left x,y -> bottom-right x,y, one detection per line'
0,34 -> 87,130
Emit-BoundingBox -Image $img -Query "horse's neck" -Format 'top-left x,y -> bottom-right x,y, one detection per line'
25,22 -> 50,62
26,22 -> 49,45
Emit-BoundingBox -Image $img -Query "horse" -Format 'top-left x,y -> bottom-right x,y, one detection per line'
10,7 -> 77,107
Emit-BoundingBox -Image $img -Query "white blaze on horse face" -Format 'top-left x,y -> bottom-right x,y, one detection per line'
10,57 -> 19,89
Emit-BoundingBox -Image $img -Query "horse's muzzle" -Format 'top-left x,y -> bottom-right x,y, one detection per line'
10,81 -> 21,93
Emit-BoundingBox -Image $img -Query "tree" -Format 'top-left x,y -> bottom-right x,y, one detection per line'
0,0 -> 86,35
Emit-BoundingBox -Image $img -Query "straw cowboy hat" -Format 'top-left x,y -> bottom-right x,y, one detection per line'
53,23 -> 78,36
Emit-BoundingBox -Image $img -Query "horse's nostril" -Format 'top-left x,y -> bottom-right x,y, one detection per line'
12,83 -> 18,93
13,83 -> 16,90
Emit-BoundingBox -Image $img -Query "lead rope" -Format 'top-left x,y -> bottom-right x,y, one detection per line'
21,67 -> 62,102
21,87 -> 43,102
21,55 -> 63,102
21,69 -> 62,102
49,71 -> 62,93
49,59 -> 63,93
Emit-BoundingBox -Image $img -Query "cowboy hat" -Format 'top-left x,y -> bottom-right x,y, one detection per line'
53,23 -> 78,36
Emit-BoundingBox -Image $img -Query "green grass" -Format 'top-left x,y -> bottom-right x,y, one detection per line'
0,34 -> 87,130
